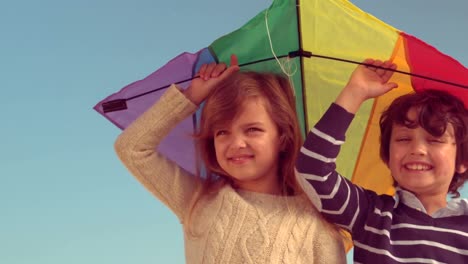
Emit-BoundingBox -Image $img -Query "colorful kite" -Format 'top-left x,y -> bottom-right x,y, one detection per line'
94,0 -> 468,196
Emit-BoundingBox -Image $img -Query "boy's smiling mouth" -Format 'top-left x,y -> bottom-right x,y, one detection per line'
404,163 -> 433,171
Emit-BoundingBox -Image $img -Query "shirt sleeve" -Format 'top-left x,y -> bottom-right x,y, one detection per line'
114,84 -> 199,222
295,103 -> 374,233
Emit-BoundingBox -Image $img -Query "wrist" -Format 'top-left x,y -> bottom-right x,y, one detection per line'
335,86 -> 365,114
183,87 -> 203,105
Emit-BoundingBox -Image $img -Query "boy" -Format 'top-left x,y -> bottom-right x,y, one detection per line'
296,59 -> 468,263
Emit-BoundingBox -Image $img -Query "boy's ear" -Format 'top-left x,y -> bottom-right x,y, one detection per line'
456,164 -> 467,174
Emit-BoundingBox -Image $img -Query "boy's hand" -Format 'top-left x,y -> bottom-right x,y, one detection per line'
336,59 -> 398,113
184,54 -> 240,105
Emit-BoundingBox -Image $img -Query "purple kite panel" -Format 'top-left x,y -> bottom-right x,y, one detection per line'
94,48 -> 216,174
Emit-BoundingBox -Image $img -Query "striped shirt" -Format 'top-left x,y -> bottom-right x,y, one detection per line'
296,103 -> 468,264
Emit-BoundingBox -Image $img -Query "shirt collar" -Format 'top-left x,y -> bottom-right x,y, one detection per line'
395,187 -> 468,217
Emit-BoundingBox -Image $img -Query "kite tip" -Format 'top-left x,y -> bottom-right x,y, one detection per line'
102,99 -> 128,113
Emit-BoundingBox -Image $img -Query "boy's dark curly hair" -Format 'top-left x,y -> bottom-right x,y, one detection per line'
380,90 -> 468,197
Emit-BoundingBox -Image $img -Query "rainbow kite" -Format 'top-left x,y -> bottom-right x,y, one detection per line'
94,0 -> 468,196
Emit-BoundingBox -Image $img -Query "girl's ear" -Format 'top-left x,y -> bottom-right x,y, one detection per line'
456,164 -> 468,174
279,134 -> 287,152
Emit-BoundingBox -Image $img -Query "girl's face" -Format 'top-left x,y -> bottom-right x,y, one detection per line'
213,97 -> 282,194
388,108 -> 467,197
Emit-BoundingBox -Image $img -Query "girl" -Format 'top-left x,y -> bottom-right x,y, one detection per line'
114,55 -> 346,263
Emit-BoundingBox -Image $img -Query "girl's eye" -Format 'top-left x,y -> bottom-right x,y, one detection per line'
246,127 -> 262,134
215,130 -> 228,137
428,138 -> 445,144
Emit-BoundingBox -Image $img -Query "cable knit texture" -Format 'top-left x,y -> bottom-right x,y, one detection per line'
114,85 -> 346,264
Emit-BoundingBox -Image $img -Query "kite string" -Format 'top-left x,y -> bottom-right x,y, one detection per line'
265,2 -> 298,93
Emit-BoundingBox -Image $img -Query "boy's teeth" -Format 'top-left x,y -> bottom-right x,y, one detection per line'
406,164 -> 430,170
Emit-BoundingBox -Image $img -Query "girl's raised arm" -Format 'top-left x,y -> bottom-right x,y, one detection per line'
114,55 -> 238,222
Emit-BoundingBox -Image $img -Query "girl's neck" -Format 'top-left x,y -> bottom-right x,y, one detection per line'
235,179 -> 281,195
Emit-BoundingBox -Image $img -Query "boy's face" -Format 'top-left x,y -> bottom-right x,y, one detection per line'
388,108 -> 467,196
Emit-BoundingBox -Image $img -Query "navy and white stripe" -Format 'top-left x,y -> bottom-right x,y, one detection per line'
296,103 -> 468,264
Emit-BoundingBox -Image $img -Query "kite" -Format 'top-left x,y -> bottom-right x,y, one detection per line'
94,0 -> 468,197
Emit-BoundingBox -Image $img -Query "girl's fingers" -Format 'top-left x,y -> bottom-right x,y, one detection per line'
230,54 -> 239,67
197,54 -> 239,80
203,62 -> 217,80
211,63 -> 227,77
198,63 -> 208,79
211,54 -> 240,78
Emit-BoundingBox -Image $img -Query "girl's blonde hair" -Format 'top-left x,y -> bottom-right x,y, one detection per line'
185,71 -> 303,234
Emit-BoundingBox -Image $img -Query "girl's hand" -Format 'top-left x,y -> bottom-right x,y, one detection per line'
184,54 -> 240,105
336,58 -> 398,113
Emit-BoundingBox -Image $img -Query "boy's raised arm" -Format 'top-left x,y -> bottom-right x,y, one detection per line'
296,59 -> 397,232
336,59 -> 398,113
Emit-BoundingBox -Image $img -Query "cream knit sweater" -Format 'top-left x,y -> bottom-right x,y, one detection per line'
114,85 -> 346,264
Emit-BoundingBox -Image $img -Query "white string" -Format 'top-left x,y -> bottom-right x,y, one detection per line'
265,1 -> 298,93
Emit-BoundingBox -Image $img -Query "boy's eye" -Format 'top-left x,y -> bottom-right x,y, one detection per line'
428,138 -> 445,144
395,138 -> 410,142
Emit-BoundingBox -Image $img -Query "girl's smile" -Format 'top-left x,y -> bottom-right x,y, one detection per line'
228,154 -> 254,164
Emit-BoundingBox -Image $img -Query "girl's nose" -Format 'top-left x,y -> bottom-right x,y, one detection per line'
230,135 -> 247,149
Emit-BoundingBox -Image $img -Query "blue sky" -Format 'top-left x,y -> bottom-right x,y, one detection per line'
2,1 -> 468,263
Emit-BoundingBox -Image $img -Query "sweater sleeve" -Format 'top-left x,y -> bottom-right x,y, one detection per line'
114,84 -> 199,222
295,103 -> 373,233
